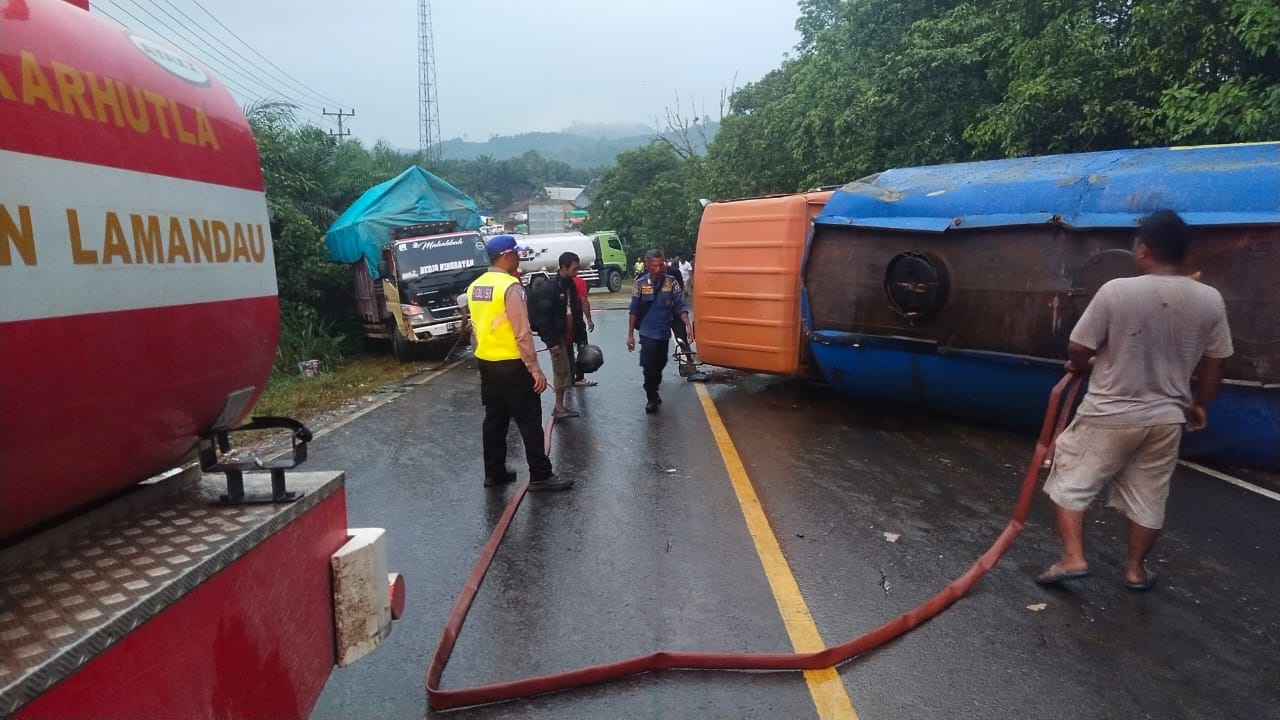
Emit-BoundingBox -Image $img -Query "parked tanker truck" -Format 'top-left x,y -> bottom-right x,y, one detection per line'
0,2 -> 399,717
516,230 -> 628,292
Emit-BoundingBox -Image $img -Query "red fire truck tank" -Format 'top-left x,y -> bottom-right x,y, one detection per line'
0,0 -> 278,539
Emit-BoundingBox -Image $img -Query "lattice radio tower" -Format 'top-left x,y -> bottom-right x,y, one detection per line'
417,0 -> 442,162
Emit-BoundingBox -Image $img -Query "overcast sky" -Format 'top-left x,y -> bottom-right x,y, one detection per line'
91,1 -> 803,150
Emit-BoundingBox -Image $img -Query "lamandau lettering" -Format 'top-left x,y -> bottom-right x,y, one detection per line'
1,201 -> 267,267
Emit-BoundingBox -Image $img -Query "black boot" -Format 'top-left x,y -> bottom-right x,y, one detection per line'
645,392 -> 660,413
483,469 -> 518,487
528,472 -> 573,491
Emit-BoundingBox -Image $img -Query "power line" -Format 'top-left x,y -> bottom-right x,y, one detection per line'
187,0 -> 347,109
95,1 -> 331,127
93,2 -> 267,106
160,0 -> 340,110
127,0 -> 328,124
108,1 -> 288,102
147,1 -> 289,100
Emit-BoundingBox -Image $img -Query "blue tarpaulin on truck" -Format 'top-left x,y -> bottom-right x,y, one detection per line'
816,143 -> 1280,232
325,166 -> 482,278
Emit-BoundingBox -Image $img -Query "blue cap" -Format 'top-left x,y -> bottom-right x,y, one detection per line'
484,234 -> 526,257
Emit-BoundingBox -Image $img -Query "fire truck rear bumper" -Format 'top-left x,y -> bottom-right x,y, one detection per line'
1,469 -> 396,720
332,528 -> 403,667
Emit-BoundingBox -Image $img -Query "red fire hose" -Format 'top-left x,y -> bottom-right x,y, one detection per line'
426,373 -> 1085,711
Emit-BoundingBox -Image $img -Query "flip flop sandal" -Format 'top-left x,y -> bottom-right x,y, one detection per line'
1124,572 -> 1159,591
1035,563 -> 1091,586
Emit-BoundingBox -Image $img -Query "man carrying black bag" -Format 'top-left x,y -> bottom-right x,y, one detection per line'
568,269 -> 597,387
530,252 -> 589,419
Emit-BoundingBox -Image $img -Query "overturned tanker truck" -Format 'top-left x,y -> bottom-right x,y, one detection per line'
693,143 -> 1280,471
1,2 -> 400,718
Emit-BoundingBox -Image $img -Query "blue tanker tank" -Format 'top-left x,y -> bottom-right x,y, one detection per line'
802,143 -> 1280,471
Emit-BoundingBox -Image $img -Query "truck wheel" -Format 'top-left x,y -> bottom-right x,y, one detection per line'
606,268 -> 623,293
391,323 -> 412,363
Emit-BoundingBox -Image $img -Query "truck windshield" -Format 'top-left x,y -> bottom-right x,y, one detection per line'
393,233 -> 489,281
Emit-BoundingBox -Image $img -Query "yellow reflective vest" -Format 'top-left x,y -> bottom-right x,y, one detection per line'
467,270 -> 522,361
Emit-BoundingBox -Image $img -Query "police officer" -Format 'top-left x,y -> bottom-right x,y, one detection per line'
467,235 -> 571,491
626,249 -> 693,413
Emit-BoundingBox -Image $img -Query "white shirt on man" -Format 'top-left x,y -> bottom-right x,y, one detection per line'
1071,274 -> 1232,426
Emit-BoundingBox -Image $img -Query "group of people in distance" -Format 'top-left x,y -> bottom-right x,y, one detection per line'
465,237 -> 693,491
633,253 -> 692,294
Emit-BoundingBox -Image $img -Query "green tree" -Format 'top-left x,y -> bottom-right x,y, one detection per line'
431,151 -> 591,214
702,0 -> 989,198
967,0 -> 1280,154
1136,0 -> 1280,144
702,65 -> 811,198
584,143 -> 702,258
701,0 -> 1280,203
967,1 -> 1149,155
246,102 -> 360,370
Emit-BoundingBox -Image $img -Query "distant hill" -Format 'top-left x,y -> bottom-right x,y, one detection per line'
563,121 -> 654,139
439,121 -> 719,169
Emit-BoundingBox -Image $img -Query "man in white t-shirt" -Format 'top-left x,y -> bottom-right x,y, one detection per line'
679,257 -> 693,299
1036,210 -> 1232,592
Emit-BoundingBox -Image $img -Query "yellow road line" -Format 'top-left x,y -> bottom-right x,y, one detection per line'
695,384 -> 858,720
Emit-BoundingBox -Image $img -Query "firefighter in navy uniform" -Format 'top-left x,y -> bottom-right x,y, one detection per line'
467,235 -> 572,491
626,249 -> 694,413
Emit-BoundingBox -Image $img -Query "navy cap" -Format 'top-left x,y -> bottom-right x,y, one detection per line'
484,234 -> 526,257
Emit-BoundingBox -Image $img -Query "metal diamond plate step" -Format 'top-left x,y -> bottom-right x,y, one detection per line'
0,470 -> 343,716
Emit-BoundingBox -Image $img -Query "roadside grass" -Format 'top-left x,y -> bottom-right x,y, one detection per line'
236,352 -> 451,448
258,356 -> 418,416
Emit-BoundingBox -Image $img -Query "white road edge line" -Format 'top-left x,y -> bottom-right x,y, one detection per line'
259,361 -> 461,463
1178,460 -> 1280,503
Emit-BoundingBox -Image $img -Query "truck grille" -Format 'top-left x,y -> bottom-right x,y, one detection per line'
416,293 -> 463,320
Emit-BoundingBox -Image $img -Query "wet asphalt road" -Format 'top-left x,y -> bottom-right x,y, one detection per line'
308,294 -> 1279,720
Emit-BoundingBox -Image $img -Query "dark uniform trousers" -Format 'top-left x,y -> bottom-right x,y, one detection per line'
638,336 -> 670,401
478,359 -> 553,481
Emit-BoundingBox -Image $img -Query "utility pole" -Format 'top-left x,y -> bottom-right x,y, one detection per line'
323,107 -> 355,140
417,0 -> 442,162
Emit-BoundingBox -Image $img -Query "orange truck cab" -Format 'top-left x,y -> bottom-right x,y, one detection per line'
691,191 -> 832,378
